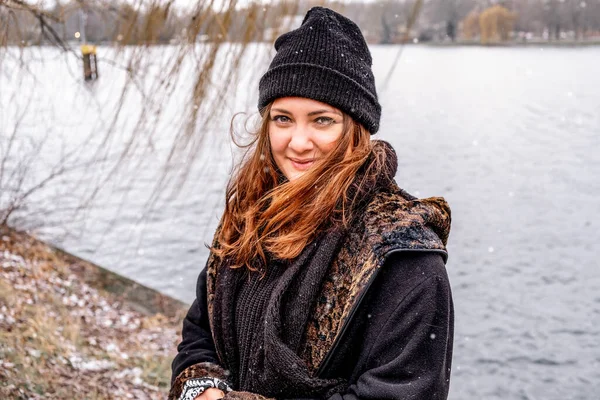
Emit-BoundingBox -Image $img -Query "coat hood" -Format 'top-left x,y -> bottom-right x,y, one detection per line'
366,140 -> 451,261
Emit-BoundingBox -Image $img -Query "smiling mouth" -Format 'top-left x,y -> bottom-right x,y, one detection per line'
289,158 -> 315,171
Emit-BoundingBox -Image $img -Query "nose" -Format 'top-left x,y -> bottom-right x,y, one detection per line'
287,126 -> 314,154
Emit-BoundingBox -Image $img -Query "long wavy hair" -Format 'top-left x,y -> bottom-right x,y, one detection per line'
213,102 -> 374,270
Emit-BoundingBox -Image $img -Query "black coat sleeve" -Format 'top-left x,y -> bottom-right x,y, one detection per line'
170,267 -> 222,385
327,252 -> 454,400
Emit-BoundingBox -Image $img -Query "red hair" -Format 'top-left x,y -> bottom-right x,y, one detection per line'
213,102 -> 373,270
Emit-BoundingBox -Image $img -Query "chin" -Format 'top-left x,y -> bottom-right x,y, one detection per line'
286,170 -> 306,182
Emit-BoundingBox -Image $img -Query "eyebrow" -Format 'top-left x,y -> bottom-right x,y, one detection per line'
271,108 -> 343,117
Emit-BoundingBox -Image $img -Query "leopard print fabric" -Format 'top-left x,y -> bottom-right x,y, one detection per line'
299,183 -> 451,373
168,362 -> 231,400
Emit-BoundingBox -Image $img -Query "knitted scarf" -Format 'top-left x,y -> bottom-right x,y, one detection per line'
211,141 -> 398,398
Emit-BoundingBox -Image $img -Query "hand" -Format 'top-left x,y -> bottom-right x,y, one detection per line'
195,387 -> 225,400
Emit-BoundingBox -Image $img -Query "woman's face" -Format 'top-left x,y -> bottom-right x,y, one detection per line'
268,97 -> 344,181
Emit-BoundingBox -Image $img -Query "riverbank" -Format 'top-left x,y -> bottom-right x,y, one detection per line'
0,225 -> 187,399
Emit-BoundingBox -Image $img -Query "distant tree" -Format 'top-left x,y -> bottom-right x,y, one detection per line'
421,0 -> 476,41
360,0 -> 420,44
564,0 -> 588,39
479,4 -> 517,44
461,9 -> 480,40
381,12 -> 394,44
542,0 -> 564,40
446,20 -> 456,41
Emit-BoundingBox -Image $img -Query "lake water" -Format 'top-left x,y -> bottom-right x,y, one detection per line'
1,44 -> 599,399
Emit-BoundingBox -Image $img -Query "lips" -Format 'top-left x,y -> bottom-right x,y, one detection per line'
289,157 -> 315,171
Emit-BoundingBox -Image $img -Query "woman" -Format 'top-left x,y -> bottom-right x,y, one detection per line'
170,7 -> 453,400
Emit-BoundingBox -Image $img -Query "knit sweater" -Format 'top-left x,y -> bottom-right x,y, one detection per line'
235,264 -> 286,391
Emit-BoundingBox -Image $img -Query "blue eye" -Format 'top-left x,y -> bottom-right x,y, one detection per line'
271,115 -> 291,123
315,116 -> 335,126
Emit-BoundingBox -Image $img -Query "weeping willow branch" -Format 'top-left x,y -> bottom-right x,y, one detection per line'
0,0 -> 422,234
379,0 -> 423,93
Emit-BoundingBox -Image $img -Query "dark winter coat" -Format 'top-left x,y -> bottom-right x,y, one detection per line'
170,180 -> 454,400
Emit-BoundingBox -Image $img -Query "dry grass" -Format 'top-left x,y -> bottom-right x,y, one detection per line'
0,224 -> 185,399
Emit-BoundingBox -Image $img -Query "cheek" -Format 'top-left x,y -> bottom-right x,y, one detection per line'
315,127 -> 343,155
269,128 -> 288,162
319,139 -> 338,155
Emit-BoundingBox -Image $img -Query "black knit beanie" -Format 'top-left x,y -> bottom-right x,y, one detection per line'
258,7 -> 381,134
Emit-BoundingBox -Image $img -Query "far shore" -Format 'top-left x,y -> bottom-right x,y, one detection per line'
6,39 -> 600,49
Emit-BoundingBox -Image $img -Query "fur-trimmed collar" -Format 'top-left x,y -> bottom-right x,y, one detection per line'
298,181 -> 451,374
